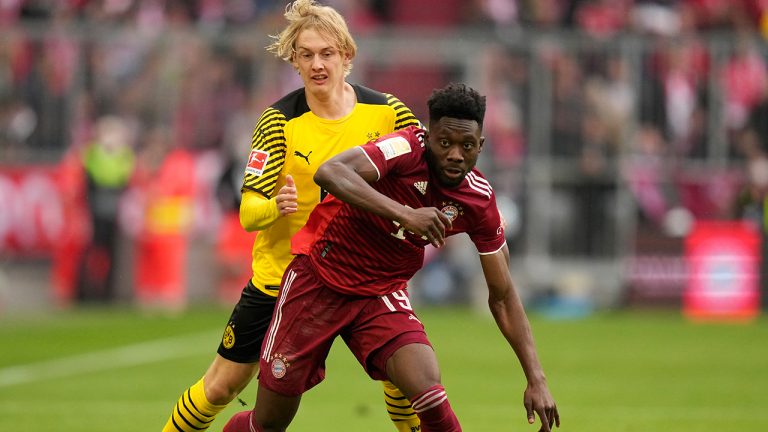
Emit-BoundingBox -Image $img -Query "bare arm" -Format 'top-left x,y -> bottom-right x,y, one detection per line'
479,244 -> 560,431
314,147 -> 452,247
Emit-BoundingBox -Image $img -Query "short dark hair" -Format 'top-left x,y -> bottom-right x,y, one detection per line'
427,83 -> 486,128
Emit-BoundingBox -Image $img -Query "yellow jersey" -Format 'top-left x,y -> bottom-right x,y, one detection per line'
241,84 -> 419,296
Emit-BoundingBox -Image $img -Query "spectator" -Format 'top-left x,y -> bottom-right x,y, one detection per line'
584,55 -> 635,152
78,115 -> 135,303
735,74 -> 768,158
130,125 -> 194,311
721,37 -> 767,133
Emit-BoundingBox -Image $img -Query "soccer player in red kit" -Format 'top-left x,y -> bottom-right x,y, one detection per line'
225,83 -> 560,432
164,2 -> 421,431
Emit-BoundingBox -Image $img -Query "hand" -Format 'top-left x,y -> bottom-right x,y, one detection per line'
400,206 -> 452,248
276,175 -> 298,216
524,381 -> 559,432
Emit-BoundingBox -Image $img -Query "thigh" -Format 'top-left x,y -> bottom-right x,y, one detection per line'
217,280 -> 278,363
259,255 -> 357,396
344,289 -> 432,381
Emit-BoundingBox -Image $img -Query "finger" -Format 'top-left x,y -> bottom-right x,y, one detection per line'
285,175 -> 295,188
431,210 -> 449,239
280,207 -> 298,216
553,406 -> 560,428
422,229 -> 439,248
437,209 -> 453,230
429,223 -> 444,244
537,409 -> 551,432
525,401 -> 534,425
430,231 -> 443,248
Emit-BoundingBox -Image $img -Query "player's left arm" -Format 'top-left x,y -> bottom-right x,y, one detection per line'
479,244 -> 560,431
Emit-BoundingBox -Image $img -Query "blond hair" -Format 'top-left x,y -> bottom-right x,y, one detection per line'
267,0 -> 357,76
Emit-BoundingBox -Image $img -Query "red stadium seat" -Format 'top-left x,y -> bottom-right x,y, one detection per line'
390,0 -> 462,27
366,64 -> 449,121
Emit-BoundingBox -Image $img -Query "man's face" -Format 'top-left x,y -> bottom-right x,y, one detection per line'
292,28 -> 351,96
425,117 -> 484,187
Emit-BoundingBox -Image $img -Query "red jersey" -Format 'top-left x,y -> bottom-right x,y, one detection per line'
292,126 -> 506,296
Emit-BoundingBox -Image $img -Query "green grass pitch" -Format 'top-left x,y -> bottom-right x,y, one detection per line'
1,305 -> 766,431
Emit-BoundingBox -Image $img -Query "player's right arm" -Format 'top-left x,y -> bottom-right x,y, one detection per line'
239,107 -> 293,232
240,177 -> 297,231
314,144 -> 451,248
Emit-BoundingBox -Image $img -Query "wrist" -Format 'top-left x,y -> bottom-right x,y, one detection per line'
527,372 -> 547,386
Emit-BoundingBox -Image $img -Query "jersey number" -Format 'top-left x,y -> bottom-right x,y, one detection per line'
381,289 -> 412,312
390,220 -> 428,241
391,221 -> 407,240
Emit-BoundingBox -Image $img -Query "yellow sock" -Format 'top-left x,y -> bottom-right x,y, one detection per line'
162,378 -> 227,432
382,380 -> 421,432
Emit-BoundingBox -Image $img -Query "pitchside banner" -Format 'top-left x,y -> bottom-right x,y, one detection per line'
0,164 -> 76,257
684,221 -> 761,321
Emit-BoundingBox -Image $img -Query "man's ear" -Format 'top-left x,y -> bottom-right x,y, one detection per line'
290,51 -> 300,73
478,136 -> 485,152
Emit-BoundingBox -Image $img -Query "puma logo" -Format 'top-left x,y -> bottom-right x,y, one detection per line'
294,150 -> 312,164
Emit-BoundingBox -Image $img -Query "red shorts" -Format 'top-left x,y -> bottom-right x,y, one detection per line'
259,254 -> 431,396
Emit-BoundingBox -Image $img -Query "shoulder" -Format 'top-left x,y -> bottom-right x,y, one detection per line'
351,85 -> 417,116
377,125 -> 426,150
402,125 -> 427,146
351,84 -> 389,105
463,169 -> 495,201
269,87 -> 311,121
383,93 -> 420,129
365,126 -> 426,169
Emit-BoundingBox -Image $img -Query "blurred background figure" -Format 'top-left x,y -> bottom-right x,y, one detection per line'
213,93 -> 258,304
129,125 -> 193,312
734,155 -> 768,308
77,115 -> 135,303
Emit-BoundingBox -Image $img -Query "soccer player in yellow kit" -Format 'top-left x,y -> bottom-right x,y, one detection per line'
161,1 -> 421,431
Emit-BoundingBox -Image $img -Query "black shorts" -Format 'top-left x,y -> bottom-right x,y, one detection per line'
216,280 -> 278,363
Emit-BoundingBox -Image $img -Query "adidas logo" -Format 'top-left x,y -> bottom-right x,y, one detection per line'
413,181 -> 427,195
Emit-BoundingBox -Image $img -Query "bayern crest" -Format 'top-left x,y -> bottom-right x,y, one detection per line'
440,201 -> 464,221
271,354 -> 289,379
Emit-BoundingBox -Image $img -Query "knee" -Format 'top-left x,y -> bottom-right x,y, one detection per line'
203,374 -> 252,405
204,379 -> 239,405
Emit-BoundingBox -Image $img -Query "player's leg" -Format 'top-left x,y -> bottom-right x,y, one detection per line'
162,357 -> 255,432
252,384 -> 302,432
382,380 -> 420,432
385,343 -> 461,431
162,281 -> 276,432
222,383 -> 302,432
346,290 -> 459,431
242,256 -> 351,431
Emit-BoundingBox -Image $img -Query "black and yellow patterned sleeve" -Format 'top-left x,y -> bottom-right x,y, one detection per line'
386,94 -> 421,131
241,107 -> 287,198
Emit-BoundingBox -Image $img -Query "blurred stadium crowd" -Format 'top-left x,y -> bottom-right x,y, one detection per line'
1,0 -> 768,313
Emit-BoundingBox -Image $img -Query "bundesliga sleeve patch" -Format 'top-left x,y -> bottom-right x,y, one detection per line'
376,136 -> 411,160
245,149 -> 269,176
